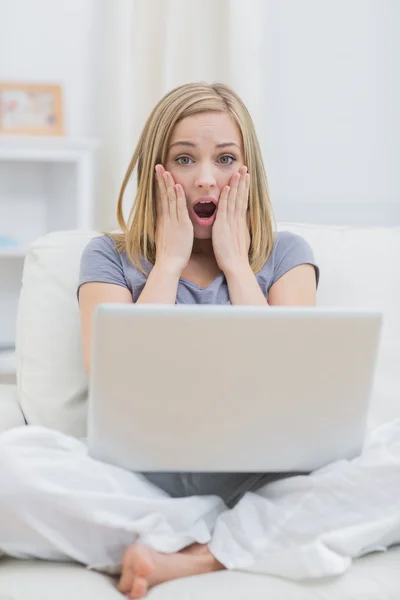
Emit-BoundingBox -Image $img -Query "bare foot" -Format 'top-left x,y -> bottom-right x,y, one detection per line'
180,542 -> 212,556
117,543 -> 224,598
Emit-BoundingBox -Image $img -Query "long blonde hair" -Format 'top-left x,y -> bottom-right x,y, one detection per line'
108,81 -> 276,274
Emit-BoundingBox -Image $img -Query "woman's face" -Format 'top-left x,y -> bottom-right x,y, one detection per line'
164,111 -> 245,239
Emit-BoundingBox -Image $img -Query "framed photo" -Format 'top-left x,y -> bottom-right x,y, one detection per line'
0,83 -> 64,136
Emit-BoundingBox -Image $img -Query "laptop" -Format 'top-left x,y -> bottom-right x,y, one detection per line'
87,304 -> 382,473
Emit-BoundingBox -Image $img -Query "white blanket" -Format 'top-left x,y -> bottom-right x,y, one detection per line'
0,420 -> 400,579
210,418 -> 400,578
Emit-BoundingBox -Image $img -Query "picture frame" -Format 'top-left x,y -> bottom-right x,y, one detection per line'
0,83 -> 64,136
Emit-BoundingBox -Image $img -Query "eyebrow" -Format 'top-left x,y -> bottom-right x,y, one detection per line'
169,141 -> 240,150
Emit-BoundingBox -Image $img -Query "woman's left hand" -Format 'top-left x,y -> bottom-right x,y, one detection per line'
212,166 -> 251,276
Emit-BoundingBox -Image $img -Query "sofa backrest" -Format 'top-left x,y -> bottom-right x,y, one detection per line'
276,223 -> 400,431
16,224 -> 400,437
16,230 -> 99,437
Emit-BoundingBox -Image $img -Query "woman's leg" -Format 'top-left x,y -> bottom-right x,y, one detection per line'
0,425 -> 226,575
143,471 -> 295,508
116,471 -> 299,596
117,472 -> 286,597
209,420 -> 400,580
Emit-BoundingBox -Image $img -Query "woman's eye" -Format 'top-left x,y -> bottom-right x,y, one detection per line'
175,155 -> 236,166
175,156 -> 193,165
219,155 -> 236,165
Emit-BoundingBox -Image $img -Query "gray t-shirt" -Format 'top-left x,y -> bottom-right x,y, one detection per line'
78,230 -> 319,506
78,231 -> 319,301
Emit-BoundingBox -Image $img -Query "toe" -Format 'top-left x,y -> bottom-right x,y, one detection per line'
133,545 -> 154,580
118,566 -> 134,595
131,575 -> 149,599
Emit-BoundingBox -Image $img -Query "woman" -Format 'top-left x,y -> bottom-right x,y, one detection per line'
79,81 -> 317,351
77,81 -> 318,594
4,82 -> 397,599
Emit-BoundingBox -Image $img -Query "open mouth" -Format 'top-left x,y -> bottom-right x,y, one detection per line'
193,201 -> 217,219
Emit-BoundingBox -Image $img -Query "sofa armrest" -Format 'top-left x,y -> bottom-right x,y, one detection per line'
0,384 -> 26,433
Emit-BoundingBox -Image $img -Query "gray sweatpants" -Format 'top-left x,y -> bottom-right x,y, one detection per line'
142,471 -> 302,508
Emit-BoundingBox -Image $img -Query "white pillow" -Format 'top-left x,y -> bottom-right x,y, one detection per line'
278,222 -> 400,429
16,230 -> 99,437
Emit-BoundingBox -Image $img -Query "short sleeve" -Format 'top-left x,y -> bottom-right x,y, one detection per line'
77,235 -> 129,298
271,231 -> 320,288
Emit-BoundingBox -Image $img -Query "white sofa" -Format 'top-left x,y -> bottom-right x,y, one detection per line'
0,223 -> 399,599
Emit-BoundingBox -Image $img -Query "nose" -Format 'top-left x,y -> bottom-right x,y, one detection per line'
194,163 -> 217,189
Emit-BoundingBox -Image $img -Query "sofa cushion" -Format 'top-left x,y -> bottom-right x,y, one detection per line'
1,548 -> 400,599
15,224 -> 400,437
16,230 -> 99,437
0,559 -> 120,599
0,384 -> 25,432
278,223 -> 400,430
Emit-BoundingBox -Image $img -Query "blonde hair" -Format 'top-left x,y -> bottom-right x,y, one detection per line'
108,81 -> 276,274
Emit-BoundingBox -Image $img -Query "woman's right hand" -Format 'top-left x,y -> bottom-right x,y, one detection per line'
154,164 -> 194,275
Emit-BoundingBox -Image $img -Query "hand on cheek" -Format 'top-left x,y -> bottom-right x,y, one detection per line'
154,164 -> 193,275
212,166 -> 251,276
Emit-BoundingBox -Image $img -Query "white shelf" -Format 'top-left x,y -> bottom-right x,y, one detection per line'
0,349 -> 16,372
0,349 -> 17,384
0,136 -> 99,347
0,246 -> 27,258
0,135 -> 100,162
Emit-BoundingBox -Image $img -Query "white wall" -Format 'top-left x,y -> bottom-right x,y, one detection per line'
261,0 -> 399,224
0,0 -> 398,227
0,0 -> 95,137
